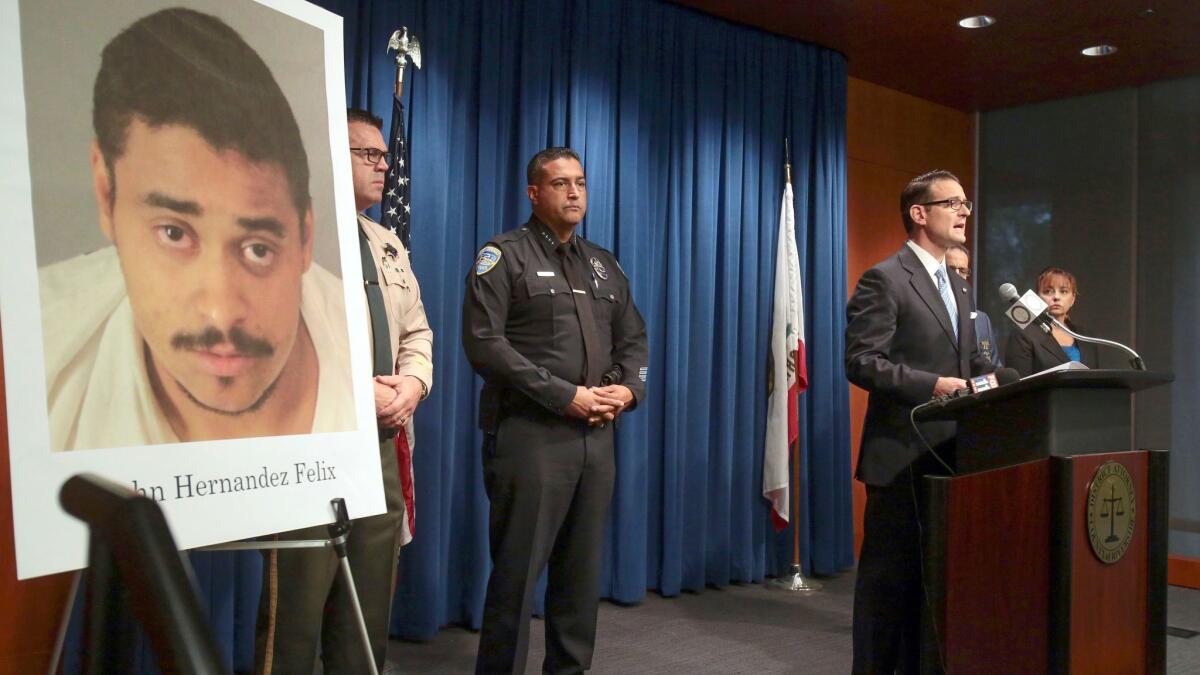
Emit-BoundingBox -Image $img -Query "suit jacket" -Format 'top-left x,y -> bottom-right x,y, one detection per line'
1004,320 -> 1100,377
974,310 -> 1002,366
845,244 -> 993,486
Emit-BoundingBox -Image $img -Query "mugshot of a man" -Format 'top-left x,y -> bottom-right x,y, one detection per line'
38,8 -> 354,451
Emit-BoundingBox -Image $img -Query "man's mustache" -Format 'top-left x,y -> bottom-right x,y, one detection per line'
171,326 -> 274,357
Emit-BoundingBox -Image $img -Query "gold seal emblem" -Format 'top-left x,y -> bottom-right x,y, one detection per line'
1085,461 -> 1136,564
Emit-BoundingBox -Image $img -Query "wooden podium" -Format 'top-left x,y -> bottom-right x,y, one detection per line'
914,370 -> 1172,674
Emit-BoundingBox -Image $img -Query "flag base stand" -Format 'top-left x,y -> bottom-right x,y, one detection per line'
769,564 -> 823,593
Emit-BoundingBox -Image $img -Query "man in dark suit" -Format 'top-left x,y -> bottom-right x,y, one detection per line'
845,170 -> 994,673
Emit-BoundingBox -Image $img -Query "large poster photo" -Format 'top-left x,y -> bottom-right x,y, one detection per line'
0,0 -> 381,579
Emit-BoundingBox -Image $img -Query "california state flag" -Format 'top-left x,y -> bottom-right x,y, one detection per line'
763,179 -> 808,530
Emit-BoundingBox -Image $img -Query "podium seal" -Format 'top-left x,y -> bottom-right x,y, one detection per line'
1085,461 -> 1136,564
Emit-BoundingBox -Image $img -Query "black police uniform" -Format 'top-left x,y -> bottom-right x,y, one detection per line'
462,217 -> 648,674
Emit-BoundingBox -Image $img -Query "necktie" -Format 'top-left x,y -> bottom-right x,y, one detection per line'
558,245 -> 605,386
359,227 -> 393,377
935,267 -> 959,340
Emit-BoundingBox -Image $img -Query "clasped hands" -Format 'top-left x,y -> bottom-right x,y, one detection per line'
374,374 -> 424,429
567,385 -> 633,427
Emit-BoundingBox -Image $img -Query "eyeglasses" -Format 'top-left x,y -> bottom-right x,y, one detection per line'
921,198 -> 974,212
949,265 -> 970,279
349,147 -> 392,165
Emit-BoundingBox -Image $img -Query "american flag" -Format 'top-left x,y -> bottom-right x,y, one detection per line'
384,91 -> 417,541
381,93 -> 412,251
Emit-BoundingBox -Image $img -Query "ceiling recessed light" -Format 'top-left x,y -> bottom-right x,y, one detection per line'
958,15 -> 996,29
1081,45 -> 1118,57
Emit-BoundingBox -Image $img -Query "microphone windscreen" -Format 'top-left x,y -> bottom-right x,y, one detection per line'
995,367 -> 1020,385
999,283 -> 1020,303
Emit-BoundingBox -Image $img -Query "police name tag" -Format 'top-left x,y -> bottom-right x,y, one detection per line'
536,270 -> 555,277
475,245 -> 502,275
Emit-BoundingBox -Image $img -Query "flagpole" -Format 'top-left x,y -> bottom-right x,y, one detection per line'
770,143 -> 822,593
383,28 -> 420,251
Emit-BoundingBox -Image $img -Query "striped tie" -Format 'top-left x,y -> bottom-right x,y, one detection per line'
936,267 -> 958,340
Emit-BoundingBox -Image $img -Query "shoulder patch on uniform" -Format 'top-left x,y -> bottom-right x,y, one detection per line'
475,245 -> 502,275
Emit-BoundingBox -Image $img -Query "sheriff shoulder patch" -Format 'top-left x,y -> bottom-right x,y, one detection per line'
475,245 -> 502,275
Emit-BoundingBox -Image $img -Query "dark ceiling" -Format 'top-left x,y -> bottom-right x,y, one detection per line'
670,0 -> 1200,111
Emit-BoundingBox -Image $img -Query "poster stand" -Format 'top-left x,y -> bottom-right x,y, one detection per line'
51,478 -> 377,675
201,498 -> 380,675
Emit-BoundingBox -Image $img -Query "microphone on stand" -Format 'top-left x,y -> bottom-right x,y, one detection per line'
999,283 -> 1052,333
996,283 -> 1147,370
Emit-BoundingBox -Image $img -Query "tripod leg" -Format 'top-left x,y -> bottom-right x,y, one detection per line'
46,570 -> 82,675
336,555 -> 379,675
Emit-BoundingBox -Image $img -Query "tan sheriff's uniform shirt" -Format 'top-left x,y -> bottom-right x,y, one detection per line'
358,214 -> 433,432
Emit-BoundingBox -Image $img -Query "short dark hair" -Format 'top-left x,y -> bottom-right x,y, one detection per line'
900,169 -> 961,234
947,243 -> 970,256
346,107 -> 383,129
93,8 -> 311,230
527,147 -> 582,185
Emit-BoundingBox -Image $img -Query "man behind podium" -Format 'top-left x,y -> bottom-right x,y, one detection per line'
844,170 -> 994,673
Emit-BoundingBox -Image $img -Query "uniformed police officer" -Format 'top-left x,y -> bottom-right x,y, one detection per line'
463,147 -> 649,674
256,108 -> 433,674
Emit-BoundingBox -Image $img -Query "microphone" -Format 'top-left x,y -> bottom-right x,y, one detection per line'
908,365 -> 1023,474
994,367 -> 1021,386
960,367 -> 1018,396
999,283 -> 1051,333
998,283 -> 1147,370
923,367 -> 1021,410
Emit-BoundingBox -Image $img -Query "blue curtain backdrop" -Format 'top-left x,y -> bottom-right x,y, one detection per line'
325,0 -> 854,637
64,0 -> 852,671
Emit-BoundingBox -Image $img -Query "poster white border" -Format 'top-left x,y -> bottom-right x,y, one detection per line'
1,0 -> 382,579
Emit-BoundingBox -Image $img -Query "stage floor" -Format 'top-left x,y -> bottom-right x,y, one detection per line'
385,570 -> 1200,674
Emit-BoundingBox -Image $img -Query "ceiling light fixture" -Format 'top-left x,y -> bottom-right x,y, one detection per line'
958,15 -> 996,29
1081,45 -> 1118,57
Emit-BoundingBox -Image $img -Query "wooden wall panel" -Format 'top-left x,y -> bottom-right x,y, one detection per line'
0,325 -> 74,672
846,77 -> 975,553
1168,554 -> 1200,589
848,79 -> 974,180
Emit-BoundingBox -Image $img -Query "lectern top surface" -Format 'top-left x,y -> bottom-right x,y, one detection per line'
912,369 -> 1172,422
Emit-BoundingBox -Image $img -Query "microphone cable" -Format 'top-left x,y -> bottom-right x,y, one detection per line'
909,399 -> 959,477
